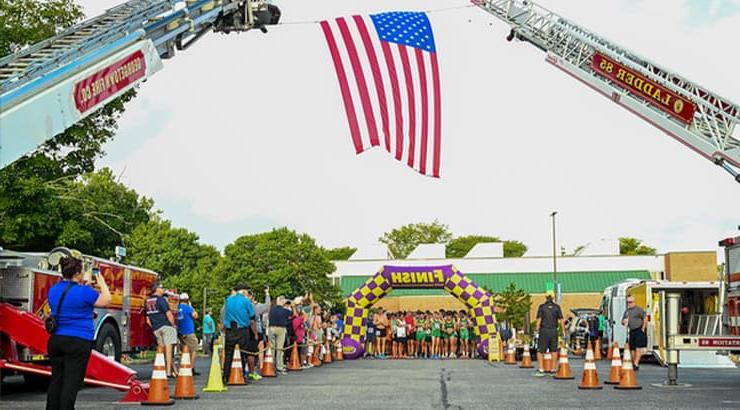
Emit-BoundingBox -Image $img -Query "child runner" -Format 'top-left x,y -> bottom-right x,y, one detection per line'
365,312 -> 376,359
431,312 -> 442,359
415,313 -> 426,359
390,313 -> 398,359
405,311 -> 415,358
424,319 -> 432,358
396,314 -> 407,358
449,311 -> 459,359
458,310 -> 470,358
443,311 -> 454,358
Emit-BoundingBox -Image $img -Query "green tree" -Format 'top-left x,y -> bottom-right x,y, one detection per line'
446,235 -> 527,258
217,228 -> 341,306
379,220 -> 453,259
323,246 -> 357,261
126,217 -> 222,313
0,168 -> 152,257
0,0 -> 138,253
491,282 -> 531,330
619,237 -> 656,255
0,0 -> 83,55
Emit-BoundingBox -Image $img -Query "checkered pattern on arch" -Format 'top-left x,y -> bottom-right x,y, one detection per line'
347,272 -> 392,308
445,271 -> 486,308
342,304 -> 369,342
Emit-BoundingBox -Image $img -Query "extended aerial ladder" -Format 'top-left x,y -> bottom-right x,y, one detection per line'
0,0 -> 280,169
473,0 -> 740,183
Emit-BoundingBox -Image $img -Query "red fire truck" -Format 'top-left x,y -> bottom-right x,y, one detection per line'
0,247 -> 171,400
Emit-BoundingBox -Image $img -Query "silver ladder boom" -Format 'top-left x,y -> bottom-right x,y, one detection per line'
0,0 -> 279,169
474,0 -> 740,183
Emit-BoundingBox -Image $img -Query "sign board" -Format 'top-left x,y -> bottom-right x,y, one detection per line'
591,52 -> 696,124
0,40 -> 163,169
385,266 -> 447,289
698,337 -> 740,348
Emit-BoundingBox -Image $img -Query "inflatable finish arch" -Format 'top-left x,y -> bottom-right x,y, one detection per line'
341,265 -> 497,359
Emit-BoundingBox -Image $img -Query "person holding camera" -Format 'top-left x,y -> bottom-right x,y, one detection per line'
46,256 -> 111,410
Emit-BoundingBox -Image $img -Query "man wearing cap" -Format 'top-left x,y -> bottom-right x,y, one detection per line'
177,293 -> 200,375
222,284 -> 257,384
535,289 -> 565,376
146,283 -> 177,377
269,297 -> 293,375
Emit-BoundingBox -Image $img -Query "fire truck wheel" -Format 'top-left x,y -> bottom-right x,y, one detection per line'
96,322 -> 122,362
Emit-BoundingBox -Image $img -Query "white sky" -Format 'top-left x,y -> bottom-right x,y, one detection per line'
78,0 -> 740,257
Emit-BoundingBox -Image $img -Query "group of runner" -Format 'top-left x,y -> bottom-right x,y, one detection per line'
366,308 -> 477,359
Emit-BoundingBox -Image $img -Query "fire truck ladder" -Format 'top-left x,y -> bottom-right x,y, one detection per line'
0,0 -> 279,169
473,0 -> 740,183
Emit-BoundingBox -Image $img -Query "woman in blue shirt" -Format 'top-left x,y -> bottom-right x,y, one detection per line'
46,256 -> 110,410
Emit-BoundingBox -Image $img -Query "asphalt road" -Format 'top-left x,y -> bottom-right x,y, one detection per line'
2,355 -> 739,409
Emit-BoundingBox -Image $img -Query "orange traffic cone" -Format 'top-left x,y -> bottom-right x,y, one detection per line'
288,342 -> 302,371
227,345 -> 246,385
542,352 -> 553,373
594,339 -> 603,361
554,345 -> 574,380
505,341 -> 517,365
573,338 -> 584,356
519,344 -> 533,368
335,341 -> 344,361
606,341 -> 615,361
261,342 -> 276,377
142,346 -> 175,405
578,341 -> 602,390
605,343 -> 623,385
323,343 -> 333,364
615,343 -> 642,390
174,346 -> 199,400
310,342 -> 322,367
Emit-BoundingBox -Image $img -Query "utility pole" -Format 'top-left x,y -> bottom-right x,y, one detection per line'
550,211 -> 559,302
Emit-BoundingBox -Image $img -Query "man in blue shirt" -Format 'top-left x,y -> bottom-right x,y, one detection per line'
203,309 -> 216,355
177,293 -> 200,375
146,283 -> 177,377
222,284 -> 256,384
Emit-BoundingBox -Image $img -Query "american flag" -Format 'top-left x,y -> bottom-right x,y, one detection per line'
320,11 -> 442,178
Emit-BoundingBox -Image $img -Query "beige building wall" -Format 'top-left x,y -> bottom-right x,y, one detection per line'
664,252 -> 718,282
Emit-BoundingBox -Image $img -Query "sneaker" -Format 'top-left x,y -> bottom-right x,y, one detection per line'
301,364 -> 311,369
634,365 -> 639,371
278,368 -> 288,375
249,373 -> 262,381
533,370 -> 546,377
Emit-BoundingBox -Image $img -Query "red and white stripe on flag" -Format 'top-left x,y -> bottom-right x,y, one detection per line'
320,12 -> 442,178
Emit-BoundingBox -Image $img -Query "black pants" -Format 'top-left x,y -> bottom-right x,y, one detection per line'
46,335 -> 93,410
223,327 -> 249,383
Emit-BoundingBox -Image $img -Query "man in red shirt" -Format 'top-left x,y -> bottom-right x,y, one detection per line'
404,311 -> 416,358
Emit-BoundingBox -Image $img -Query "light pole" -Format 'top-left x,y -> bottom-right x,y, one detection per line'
550,211 -> 559,302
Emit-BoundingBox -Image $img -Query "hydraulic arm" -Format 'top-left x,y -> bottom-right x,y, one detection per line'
473,0 -> 740,183
0,0 -> 280,168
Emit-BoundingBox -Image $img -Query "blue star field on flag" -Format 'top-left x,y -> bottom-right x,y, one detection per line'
370,12 -> 437,52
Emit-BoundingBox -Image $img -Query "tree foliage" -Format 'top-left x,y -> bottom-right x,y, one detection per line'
491,282 -> 531,330
379,220 -> 453,259
0,0 -> 83,56
126,217 -> 221,312
322,246 -> 356,261
217,228 -> 341,306
0,168 -> 152,257
619,237 -> 656,255
446,235 -> 527,258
